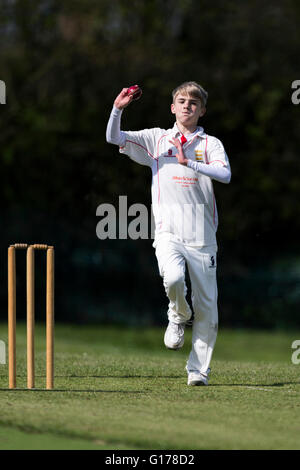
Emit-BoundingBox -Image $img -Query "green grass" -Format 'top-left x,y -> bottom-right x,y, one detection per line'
0,323 -> 299,450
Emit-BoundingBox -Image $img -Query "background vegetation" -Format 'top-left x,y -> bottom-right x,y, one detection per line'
0,0 -> 300,328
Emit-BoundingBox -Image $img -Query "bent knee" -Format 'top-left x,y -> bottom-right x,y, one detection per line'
163,270 -> 185,291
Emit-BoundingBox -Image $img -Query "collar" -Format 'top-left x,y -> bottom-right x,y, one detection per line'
171,122 -> 206,139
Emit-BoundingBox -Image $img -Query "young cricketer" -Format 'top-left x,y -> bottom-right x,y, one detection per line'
106,81 -> 231,386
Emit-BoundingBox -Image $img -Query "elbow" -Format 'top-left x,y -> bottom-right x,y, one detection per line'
106,132 -> 113,145
216,169 -> 231,184
223,168 -> 231,184
106,127 -> 117,145
224,173 -> 231,184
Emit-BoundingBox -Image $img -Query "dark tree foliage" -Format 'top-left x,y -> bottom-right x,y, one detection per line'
0,0 -> 299,327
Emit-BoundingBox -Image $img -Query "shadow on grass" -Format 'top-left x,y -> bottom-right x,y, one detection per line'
66,375 -> 184,379
0,374 -> 299,392
0,388 -> 145,393
63,375 -> 300,386
0,374 -> 184,381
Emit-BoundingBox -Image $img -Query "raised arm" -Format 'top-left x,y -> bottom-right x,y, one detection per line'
106,86 -> 141,147
106,106 -> 126,147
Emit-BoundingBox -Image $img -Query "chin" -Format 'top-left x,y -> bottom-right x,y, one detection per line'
181,117 -> 196,125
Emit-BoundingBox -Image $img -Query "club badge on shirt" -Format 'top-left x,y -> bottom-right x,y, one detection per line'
195,150 -> 203,162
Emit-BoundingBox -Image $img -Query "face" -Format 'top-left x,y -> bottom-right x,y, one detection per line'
171,93 -> 206,127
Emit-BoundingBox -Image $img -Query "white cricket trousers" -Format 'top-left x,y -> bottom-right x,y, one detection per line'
155,235 -> 218,375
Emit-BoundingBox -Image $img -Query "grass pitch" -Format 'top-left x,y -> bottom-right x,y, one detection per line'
0,323 -> 299,450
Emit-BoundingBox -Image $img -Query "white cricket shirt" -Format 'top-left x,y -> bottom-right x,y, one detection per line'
119,122 -> 230,248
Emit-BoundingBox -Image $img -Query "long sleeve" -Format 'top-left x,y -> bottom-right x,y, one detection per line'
187,159 -> 231,184
106,106 -> 126,147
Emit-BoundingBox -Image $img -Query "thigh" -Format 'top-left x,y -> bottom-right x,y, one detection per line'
186,248 -> 218,313
155,237 -> 186,279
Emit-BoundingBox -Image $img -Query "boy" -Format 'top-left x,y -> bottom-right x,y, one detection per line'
106,81 -> 231,386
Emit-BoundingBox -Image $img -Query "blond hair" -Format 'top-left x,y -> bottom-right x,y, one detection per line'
172,81 -> 208,108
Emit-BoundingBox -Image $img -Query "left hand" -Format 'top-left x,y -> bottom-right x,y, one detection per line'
169,138 -> 188,166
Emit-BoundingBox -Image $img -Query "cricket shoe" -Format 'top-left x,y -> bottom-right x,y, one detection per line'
164,321 -> 186,350
186,367 -> 211,386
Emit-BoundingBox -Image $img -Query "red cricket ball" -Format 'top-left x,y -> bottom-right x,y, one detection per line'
127,85 -> 142,101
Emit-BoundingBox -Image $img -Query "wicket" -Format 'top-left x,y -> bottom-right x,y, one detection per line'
8,243 -> 55,390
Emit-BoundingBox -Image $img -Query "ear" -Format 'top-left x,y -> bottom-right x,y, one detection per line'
171,103 -> 176,115
199,107 -> 206,117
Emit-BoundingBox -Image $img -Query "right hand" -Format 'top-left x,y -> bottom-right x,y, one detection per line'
114,87 -> 136,110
